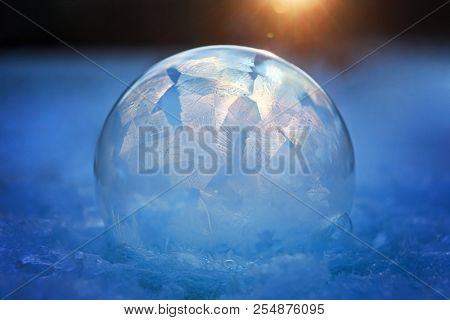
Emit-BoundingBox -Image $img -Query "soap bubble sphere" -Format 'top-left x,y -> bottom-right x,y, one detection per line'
95,46 -> 354,266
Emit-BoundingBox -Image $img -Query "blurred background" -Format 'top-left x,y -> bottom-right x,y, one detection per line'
0,0 -> 449,299
1,0 -> 450,53
1,0 -> 450,65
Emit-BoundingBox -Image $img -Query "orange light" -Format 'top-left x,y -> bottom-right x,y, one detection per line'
271,0 -> 319,14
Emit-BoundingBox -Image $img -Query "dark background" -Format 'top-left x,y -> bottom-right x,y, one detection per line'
1,0 -> 449,51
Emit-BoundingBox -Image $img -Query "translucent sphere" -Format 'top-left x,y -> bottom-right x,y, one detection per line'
95,46 -> 354,264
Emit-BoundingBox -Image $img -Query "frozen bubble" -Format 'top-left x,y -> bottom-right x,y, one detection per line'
95,46 -> 354,268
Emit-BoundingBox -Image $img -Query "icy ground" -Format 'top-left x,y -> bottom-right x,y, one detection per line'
0,44 -> 449,299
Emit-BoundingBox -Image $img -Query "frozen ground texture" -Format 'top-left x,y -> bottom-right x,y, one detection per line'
0,44 -> 449,299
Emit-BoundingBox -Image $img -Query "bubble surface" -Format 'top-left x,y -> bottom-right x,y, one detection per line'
95,46 -> 354,264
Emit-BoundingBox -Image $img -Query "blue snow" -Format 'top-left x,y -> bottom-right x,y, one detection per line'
0,45 -> 449,299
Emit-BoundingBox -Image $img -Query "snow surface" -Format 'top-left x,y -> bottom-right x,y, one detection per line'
0,45 -> 449,299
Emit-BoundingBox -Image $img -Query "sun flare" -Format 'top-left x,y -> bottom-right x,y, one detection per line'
271,0 -> 319,14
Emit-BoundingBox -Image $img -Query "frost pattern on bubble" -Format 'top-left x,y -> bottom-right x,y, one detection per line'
95,46 -> 354,264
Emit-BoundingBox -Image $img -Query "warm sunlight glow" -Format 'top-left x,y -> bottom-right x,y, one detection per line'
271,0 -> 319,14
